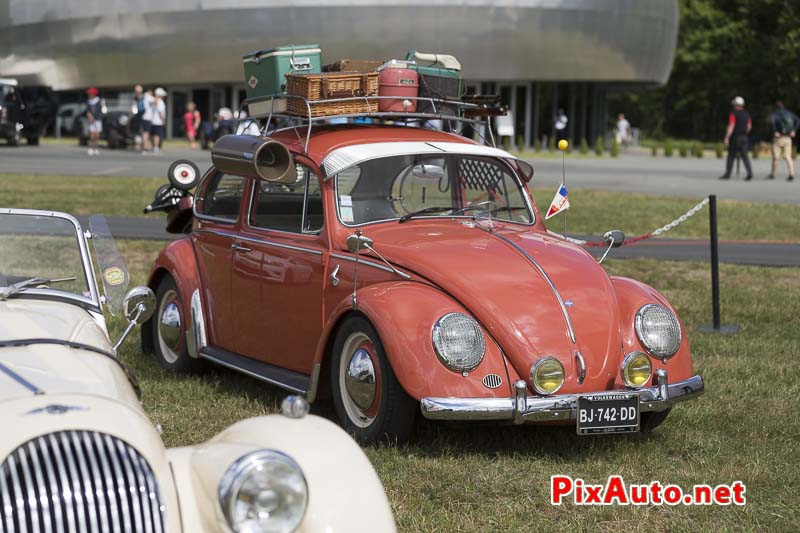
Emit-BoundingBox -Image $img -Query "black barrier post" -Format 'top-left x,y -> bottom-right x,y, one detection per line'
698,195 -> 739,334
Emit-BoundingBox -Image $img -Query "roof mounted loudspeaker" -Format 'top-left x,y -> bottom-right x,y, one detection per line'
211,134 -> 297,184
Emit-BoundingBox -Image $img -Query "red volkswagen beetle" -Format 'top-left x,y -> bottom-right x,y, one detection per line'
142,123 -> 703,443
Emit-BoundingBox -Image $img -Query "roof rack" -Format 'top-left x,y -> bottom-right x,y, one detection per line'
235,94 -> 506,154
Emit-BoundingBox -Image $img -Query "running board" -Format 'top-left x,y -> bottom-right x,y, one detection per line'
199,346 -> 309,395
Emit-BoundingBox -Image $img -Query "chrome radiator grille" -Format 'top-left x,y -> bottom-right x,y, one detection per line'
0,430 -> 166,533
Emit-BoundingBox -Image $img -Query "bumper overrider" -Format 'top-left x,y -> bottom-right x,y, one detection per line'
420,369 -> 704,424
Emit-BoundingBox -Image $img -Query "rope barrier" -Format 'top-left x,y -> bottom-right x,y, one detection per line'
579,197 -> 710,247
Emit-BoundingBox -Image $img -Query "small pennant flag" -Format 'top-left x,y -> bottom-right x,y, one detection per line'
545,184 -> 570,220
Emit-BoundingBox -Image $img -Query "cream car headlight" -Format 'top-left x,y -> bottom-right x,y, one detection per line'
432,313 -> 486,372
635,304 -> 682,359
621,351 -> 652,388
218,450 -> 308,533
530,356 -> 565,395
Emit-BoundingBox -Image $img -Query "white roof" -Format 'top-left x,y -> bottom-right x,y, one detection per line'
322,141 -> 520,178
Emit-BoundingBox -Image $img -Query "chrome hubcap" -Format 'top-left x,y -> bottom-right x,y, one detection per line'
339,332 -> 379,428
157,290 -> 182,364
345,348 -> 376,410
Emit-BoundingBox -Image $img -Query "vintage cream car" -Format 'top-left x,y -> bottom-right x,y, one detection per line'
0,209 -> 395,533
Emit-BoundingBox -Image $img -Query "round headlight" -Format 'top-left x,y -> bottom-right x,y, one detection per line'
219,450 -> 308,533
118,114 -> 129,126
621,351 -> 652,388
432,313 -> 486,372
530,356 -> 565,395
635,304 -> 682,359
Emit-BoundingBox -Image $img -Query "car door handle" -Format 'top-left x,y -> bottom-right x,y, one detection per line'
231,242 -> 252,253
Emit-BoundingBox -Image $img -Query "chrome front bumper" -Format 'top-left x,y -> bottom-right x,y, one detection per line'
420,369 -> 704,424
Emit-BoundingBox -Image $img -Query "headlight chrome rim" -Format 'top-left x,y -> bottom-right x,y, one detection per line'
218,449 -> 308,533
530,356 -> 565,396
620,351 -> 653,388
432,312 -> 486,373
634,303 -> 682,360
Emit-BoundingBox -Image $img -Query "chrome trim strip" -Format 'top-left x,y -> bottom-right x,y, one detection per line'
420,373 -> 705,422
330,253 -> 397,274
0,362 -> 43,395
69,432 -> 100,532
34,437 -> 64,533
124,443 -> 154,533
17,446 -> 39,533
0,448 -> 15,533
114,439 -> 143,533
7,455 -> 25,533
25,441 -> 53,533
81,432 -> 110,533
199,350 -> 306,394
485,231 -> 577,344
197,228 -> 323,256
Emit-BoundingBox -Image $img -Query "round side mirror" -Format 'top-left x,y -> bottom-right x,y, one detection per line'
603,230 -> 626,248
122,286 -> 156,324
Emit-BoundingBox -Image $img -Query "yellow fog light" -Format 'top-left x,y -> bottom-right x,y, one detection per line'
531,357 -> 565,395
621,351 -> 653,388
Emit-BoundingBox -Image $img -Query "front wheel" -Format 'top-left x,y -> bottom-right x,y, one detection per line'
151,275 -> 203,373
330,316 -> 417,443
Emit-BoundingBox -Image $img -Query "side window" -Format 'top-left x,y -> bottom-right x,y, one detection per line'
198,173 -> 246,222
250,164 -> 324,233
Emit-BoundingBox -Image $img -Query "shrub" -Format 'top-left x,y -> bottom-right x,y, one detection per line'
715,143 -> 724,158
533,137 -> 541,152
693,143 -> 704,158
579,138 -> 589,154
548,136 -> 556,152
610,138 -> 620,157
502,136 -> 511,151
664,139 -> 673,157
516,134 -> 524,151
679,143 -> 688,157
651,144 -> 658,157
594,136 -> 604,156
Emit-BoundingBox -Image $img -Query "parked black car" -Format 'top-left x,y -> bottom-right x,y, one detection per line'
77,100 -> 140,149
0,79 -> 56,146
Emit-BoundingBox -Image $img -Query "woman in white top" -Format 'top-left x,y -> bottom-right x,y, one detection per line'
147,88 -> 167,154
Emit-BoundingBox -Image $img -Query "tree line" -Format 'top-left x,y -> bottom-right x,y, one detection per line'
611,0 -> 800,142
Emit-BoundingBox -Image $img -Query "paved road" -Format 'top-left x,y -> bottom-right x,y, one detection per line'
88,216 -> 800,267
2,143 -> 799,205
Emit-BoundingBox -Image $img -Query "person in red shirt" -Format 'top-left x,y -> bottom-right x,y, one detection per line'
183,101 -> 201,149
720,96 -> 753,180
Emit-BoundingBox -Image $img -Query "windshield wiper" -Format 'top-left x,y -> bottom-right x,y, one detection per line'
398,206 -> 456,223
0,277 -> 77,301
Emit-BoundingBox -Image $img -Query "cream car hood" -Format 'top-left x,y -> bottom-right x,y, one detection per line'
0,299 -> 138,406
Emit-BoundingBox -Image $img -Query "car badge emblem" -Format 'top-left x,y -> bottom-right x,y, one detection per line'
248,75 -> 259,89
25,404 -> 89,415
564,300 -> 574,307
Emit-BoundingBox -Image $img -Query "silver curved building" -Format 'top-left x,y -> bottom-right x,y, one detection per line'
0,0 -> 678,144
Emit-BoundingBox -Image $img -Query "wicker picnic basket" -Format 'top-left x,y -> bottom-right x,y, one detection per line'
285,71 -> 379,117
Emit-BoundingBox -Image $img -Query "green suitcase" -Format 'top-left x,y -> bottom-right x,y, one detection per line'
242,44 -> 323,99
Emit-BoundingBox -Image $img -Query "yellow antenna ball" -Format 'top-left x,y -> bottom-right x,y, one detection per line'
558,139 -> 569,151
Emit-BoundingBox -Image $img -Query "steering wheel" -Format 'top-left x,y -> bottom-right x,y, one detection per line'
450,200 -> 499,216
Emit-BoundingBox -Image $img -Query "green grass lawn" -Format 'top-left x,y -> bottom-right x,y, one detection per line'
112,240 -> 799,531
2,173 -> 799,242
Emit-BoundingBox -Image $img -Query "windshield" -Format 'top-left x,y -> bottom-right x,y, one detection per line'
0,212 -> 92,301
335,154 -> 534,226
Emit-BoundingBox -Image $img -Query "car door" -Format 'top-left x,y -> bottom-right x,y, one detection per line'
192,171 -> 247,351
231,163 -> 326,374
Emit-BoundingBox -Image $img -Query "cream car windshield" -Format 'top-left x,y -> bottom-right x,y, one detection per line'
335,154 -> 534,226
0,213 -> 91,300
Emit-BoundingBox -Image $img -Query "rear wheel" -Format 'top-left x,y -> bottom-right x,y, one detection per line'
152,275 -> 203,373
640,408 -> 671,433
331,316 -> 416,443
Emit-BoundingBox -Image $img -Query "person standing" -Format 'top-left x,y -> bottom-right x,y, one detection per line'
84,87 -> 103,156
140,88 -> 154,153
768,101 -> 798,181
148,88 -> 167,154
615,113 -> 632,148
183,101 -> 201,149
720,96 -> 753,181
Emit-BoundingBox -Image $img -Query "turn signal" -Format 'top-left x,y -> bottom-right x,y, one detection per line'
621,351 -> 652,388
